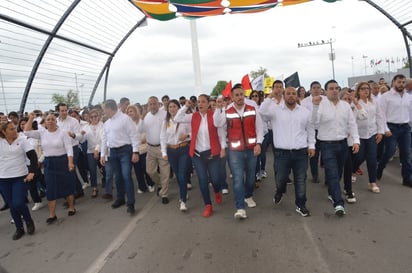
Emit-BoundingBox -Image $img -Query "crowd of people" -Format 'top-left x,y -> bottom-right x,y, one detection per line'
1,74 -> 412,240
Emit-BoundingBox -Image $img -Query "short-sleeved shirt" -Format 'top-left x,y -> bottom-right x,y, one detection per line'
0,136 -> 33,178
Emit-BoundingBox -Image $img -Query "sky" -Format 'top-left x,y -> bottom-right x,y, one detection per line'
101,0 -> 407,105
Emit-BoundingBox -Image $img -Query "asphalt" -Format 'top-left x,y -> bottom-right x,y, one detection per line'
0,153 -> 412,273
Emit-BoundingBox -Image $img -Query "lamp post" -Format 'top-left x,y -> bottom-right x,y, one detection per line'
74,73 -> 84,107
298,38 -> 336,79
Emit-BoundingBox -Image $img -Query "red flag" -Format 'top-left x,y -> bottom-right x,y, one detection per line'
222,80 -> 232,98
241,74 -> 252,94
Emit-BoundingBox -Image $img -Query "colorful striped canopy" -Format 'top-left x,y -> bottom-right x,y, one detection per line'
132,0 -> 339,21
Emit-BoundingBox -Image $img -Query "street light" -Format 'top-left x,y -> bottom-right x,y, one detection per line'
298,38 -> 336,80
74,73 -> 84,107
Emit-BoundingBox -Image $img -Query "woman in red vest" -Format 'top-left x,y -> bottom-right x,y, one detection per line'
175,94 -> 224,217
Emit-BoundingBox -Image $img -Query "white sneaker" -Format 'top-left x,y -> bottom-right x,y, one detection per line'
351,176 -> 357,183
32,202 -> 44,211
222,188 -> 229,195
244,197 -> 256,208
148,186 -> 155,192
234,209 -> 247,219
179,201 -> 187,212
82,183 -> 90,190
10,219 -> 14,224
229,173 -> 233,178
260,170 -> 267,178
187,183 -> 192,190
137,189 -> 144,194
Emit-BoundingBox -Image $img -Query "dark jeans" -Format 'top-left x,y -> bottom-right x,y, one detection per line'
353,135 -> 378,183
73,146 -> 84,195
343,147 -> 354,195
87,153 -> 98,188
108,145 -> 135,205
0,177 -> 33,229
256,132 -> 271,173
274,148 -> 308,207
192,151 -> 220,205
167,145 -> 189,202
309,130 -> 321,178
378,123 -> 412,182
219,148 -> 229,190
132,152 -> 154,192
320,141 -> 348,207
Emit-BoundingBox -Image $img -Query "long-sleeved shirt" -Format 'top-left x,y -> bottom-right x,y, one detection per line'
82,122 -> 104,153
378,88 -> 412,132
312,99 -> 360,144
356,99 -> 384,139
160,117 -> 191,156
260,99 -> 315,150
100,111 -> 139,157
57,116 -> 81,146
140,109 -> 167,146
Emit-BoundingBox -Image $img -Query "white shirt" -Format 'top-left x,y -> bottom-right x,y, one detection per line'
141,109 -> 167,146
260,100 -> 315,149
196,112 -> 212,152
356,99 -> 384,139
24,128 -> 73,157
312,99 -> 360,144
82,122 -> 104,153
378,88 -> 412,132
57,116 -> 81,146
100,111 -> 139,157
135,121 -> 148,155
0,136 -> 33,178
160,117 -> 191,156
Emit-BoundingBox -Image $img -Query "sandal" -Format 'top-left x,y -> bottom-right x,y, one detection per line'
91,188 -> 98,198
368,184 -> 380,193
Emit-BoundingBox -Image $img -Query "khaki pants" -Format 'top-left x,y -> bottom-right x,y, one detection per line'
146,145 -> 170,197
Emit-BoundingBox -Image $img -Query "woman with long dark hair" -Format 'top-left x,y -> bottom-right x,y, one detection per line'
160,99 -> 191,211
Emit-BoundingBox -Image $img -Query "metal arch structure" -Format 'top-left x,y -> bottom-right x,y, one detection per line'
0,0 -> 411,114
361,0 -> 412,78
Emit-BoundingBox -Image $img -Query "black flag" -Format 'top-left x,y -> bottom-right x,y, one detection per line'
284,72 -> 300,88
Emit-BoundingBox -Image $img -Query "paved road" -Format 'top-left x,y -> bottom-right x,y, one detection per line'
1,153 -> 412,273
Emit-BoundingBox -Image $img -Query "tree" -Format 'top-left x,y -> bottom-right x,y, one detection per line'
210,81 -> 228,97
51,89 -> 79,108
250,66 -> 269,80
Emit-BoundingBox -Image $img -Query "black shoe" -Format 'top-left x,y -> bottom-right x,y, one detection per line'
46,216 -> 57,224
402,181 -> 412,188
312,176 -> 319,183
273,193 -> 283,205
161,197 -> 169,204
68,209 -> 76,216
296,206 -> 310,217
111,199 -> 126,209
26,221 -> 35,235
12,228 -> 25,240
376,168 -> 383,180
127,205 -> 135,215
39,190 -> 46,198
0,203 -> 9,211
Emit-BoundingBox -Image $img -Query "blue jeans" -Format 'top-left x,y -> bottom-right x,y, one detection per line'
343,147 -> 354,195
320,141 -> 348,207
353,135 -> 378,183
167,145 -> 189,202
108,145 -> 135,205
219,148 -> 229,190
378,124 -> 412,182
73,146 -> 84,195
132,152 -> 154,192
274,148 -> 308,207
87,153 -> 98,188
192,151 -> 220,205
257,131 -> 270,172
228,149 -> 257,209
309,130 -> 321,178
0,177 -> 33,229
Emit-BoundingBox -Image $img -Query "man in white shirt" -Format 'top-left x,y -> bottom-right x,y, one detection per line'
141,96 -> 170,204
377,74 -> 412,187
56,103 -> 84,198
301,81 -> 324,184
312,80 -> 360,216
215,84 -> 263,219
260,87 -> 315,217
100,99 -> 140,215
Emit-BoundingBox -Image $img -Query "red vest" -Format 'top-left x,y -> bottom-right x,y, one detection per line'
226,104 -> 257,151
189,109 -> 221,157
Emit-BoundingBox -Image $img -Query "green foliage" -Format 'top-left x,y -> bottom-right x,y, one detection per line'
250,67 -> 269,80
51,89 -> 79,108
210,81 -> 228,97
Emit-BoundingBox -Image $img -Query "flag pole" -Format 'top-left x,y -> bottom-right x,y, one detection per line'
190,20 -> 202,95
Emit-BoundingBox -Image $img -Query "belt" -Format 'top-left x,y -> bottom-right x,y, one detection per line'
111,144 -> 131,150
318,139 -> 347,144
274,148 -> 307,152
147,143 -> 160,147
387,122 -> 408,127
167,142 -> 189,149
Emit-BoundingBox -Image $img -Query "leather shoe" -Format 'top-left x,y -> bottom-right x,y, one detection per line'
127,205 -> 135,215
161,197 -> 169,204
46,216 -> 57,224
26,221 -> 35,235
402,181 -> 412,188
111,199 -> 126,209
101,193 -> 113,200
0,203 -> 9,211
376,168 -> 383,180
68,209 -> 76,216
12,228 -> 25,240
